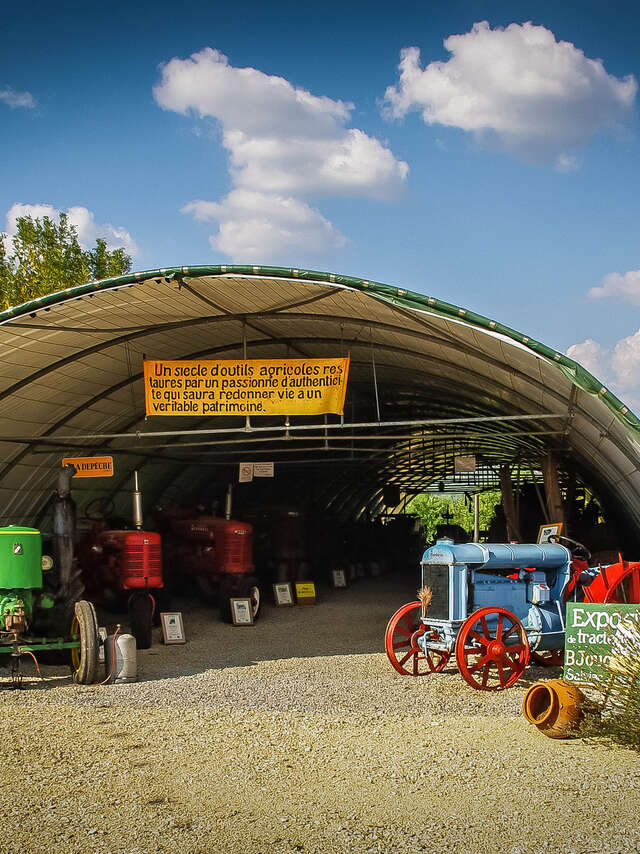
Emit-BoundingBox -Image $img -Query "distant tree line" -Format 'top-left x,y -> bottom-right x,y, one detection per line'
407,491 -> 501,543
0,213 -> 131,311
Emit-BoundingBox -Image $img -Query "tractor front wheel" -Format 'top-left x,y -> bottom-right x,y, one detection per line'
385,601 -> 451,676
455,606 -> 529,691
70,600 -> 100,684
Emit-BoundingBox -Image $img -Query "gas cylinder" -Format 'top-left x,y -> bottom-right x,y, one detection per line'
104,630 -> 137,684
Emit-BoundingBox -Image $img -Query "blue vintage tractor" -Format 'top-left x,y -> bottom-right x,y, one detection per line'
385,539 -> 582,690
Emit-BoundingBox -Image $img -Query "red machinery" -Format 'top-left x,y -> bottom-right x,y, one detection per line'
159,486 -> 260,622
78,473 -> 162,649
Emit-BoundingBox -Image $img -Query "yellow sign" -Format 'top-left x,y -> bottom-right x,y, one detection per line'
62,456 -> 114,477
144,358 -> 350,417
295,582 -> 316,601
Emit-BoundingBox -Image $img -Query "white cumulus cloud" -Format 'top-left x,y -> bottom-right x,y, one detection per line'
566,338 -> 609,378
4,203 -> 139,256
0,86 -> 35,109
611,329 -> 640,392
383,21 -> 637,167
589,270 -> 640,305
183,190 -> 346,262
568,332 -> 640,411
154,47 -> 408,261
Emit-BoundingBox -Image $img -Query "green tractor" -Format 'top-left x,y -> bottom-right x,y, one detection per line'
0,525 -> 100,687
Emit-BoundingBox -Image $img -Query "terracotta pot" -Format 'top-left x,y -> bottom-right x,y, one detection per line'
522,678 -> 584,739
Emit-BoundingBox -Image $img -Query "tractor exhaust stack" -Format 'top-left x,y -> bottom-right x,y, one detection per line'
132,471 -> 143,530
225,483 -> 233,520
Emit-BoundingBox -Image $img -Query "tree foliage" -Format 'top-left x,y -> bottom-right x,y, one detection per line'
406,491 -> 501,544
0,214 -> 131,311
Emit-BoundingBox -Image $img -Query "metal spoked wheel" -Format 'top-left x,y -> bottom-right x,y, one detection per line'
385,601 -> 451,676
70,600 -> 100,684
455,606 -> 530,691
604,564 -> 640,605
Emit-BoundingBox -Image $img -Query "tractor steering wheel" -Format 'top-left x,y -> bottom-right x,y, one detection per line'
84,496 -> 115,521
549,534 -> 591,562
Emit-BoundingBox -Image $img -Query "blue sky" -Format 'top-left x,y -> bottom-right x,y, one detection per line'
1,1 -> 639,405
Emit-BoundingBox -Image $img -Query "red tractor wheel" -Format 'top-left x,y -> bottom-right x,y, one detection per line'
604,564 -> 640,604
455,606 -> 530,691
385,601 -> 451,676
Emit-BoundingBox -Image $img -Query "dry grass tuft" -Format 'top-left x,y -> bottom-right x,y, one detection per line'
417,586 -> 432,616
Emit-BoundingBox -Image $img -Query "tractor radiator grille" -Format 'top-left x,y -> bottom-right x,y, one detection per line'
123,544 -> 162,577
421,564 -> 449,620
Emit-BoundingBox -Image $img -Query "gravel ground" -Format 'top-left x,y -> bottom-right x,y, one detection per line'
1,574 -> 639,854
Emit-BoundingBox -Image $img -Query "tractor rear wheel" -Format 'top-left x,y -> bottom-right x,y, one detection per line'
455,606 -> 529,691
128,592 -> 154,650
70,600 -> 100,684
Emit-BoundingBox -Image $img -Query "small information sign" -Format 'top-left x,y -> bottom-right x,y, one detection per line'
537,522 -> 564,544
273,582 -> 294,606
295,581 -> 316,605
161,612 -> 186,644
230,598 -> 254,625
254,462 -> 274,478
564,602 -> 640,685
332,569 -> 347,588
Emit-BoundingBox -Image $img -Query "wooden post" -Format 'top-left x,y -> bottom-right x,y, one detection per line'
499,464 -> 521,541
542,451 -> 565,523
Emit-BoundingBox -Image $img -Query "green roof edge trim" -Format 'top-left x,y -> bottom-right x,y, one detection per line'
2,263 -> 637,434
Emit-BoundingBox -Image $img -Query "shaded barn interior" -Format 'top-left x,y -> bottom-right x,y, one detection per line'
0,265 -> 638,585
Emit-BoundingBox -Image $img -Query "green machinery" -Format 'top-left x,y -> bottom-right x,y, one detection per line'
0,525 -> 99,687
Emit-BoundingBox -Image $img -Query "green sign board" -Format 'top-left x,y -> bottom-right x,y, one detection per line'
564,602 -> 640,684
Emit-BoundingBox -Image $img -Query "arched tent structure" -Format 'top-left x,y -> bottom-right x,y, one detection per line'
0,265 -> 638,550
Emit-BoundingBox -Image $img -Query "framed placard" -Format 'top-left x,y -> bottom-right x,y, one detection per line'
230,598 -> 254,625
160,612 -> 186,644
273,582 -> 294,606
295,581 -> 316,605
332,570 -> 347,588
537,522 -> 564,544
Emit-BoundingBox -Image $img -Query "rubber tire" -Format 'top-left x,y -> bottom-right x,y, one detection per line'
128,592 -> 153,650
71,600 -> 99,684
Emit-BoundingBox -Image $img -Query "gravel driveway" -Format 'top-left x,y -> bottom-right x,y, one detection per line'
1,575 -> 639,854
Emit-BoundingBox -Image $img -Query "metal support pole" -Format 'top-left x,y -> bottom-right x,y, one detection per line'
473,493 -> 480,542
371,331 -> 381,422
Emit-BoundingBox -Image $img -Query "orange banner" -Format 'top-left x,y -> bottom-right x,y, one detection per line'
62,456 -> 114,477
144,357 -> 349,417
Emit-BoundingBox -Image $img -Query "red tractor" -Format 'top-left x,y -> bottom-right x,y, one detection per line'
77,473 -> 163,648
158,486 -> 261,622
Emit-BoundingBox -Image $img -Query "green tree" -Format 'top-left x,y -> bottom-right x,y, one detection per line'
0,214 -> 132,311
406,491 -> 501,544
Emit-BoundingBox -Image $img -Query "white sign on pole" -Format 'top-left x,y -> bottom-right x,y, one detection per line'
254,462 -> 274,478
239,462 -> 254,483
454,455 -> 476,473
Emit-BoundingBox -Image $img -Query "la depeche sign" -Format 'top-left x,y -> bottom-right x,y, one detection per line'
62,456 -> 114,477
143,357 -> 350,417
564,602 -> 640,685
